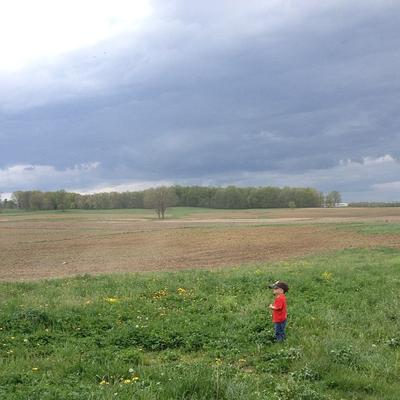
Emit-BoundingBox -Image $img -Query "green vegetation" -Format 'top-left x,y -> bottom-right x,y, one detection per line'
6,185 -> 324,211
166,207 -> 270,219
0,207 -> 270,220
325,191 -> 341,208
336,222 -> 400,235
0,208 -> 153,219
1,248 -> 400,399
350,202 -> 400,207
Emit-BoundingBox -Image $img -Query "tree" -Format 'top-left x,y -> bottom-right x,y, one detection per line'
325,191 -> 342,207
13,191 -> 32,209
143,187 -> 177,219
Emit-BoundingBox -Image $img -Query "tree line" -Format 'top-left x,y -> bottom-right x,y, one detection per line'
0,186 -> 344,214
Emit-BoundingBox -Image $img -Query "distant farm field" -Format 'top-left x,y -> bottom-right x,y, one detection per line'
1,207 -> 400,281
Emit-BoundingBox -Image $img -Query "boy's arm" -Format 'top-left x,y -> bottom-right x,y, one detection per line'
269,297 -> 283,310
269,304 -> 282,310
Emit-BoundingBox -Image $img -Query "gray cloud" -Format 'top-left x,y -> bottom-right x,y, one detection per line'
1,0 -> 400,201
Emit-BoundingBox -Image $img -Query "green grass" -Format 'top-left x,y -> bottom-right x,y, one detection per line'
0,207 -> 273,220
335,222 -> 400,235
166,207 -> 223,219
1,248 -> 400,399
165,207 -> 272,219
0,208 -> 154,218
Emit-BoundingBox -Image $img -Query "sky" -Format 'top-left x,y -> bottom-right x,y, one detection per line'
1,0 -> 400,202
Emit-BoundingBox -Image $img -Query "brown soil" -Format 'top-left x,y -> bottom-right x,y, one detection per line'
1,209 -> 400,281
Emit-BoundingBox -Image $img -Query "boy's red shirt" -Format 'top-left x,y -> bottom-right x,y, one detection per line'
272,293 -> 287,322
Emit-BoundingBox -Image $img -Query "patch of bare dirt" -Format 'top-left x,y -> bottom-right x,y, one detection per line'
1,212 -> 400,281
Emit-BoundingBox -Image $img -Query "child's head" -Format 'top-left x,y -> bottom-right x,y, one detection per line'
273,287 -> 284,295
268,280 -> 289,294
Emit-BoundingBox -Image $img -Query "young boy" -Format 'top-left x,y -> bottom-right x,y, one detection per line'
268,280 -> 289,342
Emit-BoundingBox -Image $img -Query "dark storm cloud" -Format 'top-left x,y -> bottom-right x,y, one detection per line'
1,0 -> 400,200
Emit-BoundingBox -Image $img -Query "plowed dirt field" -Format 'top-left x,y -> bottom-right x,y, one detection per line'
1,208 -> 400,281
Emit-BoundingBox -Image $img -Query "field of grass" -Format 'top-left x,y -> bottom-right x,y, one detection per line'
336,222 -> 400,235
4,205 -> 400,220
2,247 -> 400,399
0,208 -> 156,219
0,207 -> 271,220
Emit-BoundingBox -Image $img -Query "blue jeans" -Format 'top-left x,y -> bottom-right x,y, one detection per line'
274,320 -> 287,342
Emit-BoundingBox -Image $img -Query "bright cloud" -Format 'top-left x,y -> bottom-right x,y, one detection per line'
0,162 -> 100,192
72,180 -> 174,195
0,161 -> 172,195
0,0 -> 152,72
339,155 -> 395,166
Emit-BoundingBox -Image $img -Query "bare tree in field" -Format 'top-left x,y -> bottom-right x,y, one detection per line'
143,187 -> 177,219
325,191 -> 342,207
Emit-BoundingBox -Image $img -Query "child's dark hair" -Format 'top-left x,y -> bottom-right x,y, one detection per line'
268,281 -> 289,293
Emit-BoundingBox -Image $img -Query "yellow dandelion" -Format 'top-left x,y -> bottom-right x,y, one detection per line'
105,297 -> 119,304
99,380 -> 109,385
322,271 -> 333,281
132,376 -> 140,381
123,379 -> 132,384
153,289 -> 168,299
32,367 -> 39,371
177,287 -> 187,294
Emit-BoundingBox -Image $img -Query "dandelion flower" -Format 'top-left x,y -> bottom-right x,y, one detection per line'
105,297 -> 119,304
322,271 -> 333,281
153,289 -> 167,299
32,367 -> 39,371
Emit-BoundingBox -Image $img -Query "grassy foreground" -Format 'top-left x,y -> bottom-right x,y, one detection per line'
1,248 -> 400,399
